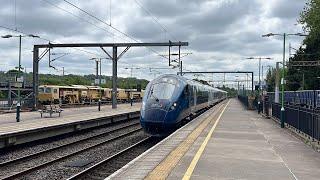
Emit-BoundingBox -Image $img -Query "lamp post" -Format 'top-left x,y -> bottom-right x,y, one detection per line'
262,32 -> 307,128
246,57 -> 272,93
90,57 -> 109,111
125,67 -> 140,106
2,34 -> 40,122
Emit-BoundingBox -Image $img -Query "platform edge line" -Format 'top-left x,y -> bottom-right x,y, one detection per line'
182,99 -> 230,180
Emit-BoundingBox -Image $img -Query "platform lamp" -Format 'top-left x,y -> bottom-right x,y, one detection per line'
262,32 -> 307,128
1,34 -> 40,122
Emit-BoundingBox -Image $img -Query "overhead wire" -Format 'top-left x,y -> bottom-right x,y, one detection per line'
133,0 -> 178,42
40,0 -> 173,76
42,0 -> 117,38
61,0 -> 169,60
59,0 -> 179,76
3,1 -> 183,77
133,1 -> 193,73
0,24 -> 104,58
0,24 -> 105,58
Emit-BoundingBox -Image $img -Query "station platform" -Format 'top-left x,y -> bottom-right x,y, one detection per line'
109,99 -> 320,180
0,103 -> 141,148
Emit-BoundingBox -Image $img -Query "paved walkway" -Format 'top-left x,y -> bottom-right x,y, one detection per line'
169,99 -> 320,179
0,103 -> 141,135
0,103 -> 141,125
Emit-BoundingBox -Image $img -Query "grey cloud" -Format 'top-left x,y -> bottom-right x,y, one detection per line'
177,0 -> 260,34
139,0 -> 204,18
268,0 -> 305,19
0,0 -> 307,81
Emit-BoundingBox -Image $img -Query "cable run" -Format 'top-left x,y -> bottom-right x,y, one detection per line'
0,24 -> 103,57
62,0 -> 170,60
42,0 -> 116,38
134,0 -> 178,41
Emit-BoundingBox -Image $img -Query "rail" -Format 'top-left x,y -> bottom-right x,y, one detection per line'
1,124 -> 142,179
67,136 -> 157,180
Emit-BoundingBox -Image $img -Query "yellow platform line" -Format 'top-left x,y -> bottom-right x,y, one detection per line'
145,101 -> 228,180
182,99 -> 230,180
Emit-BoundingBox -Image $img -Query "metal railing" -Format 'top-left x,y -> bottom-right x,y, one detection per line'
238,95 -> 248,107
269,102 -> 320,141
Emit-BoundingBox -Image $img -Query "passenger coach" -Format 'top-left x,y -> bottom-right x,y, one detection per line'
140,74 -> 227,136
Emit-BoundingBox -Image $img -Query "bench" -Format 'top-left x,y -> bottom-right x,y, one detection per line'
38,105 -> 63,118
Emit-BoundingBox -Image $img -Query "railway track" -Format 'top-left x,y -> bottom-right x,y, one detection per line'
0,120 -> 143,180
68,136 -> 161,180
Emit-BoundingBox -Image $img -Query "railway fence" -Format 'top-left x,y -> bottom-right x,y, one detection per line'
238,94 -> 320,141
270,102 -> 320,141
238,95 -> 257,110
238,95 -> 248,107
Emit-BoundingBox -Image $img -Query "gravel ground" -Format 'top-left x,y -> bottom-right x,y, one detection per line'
0,119 -> 139,163
0,119 -> 141,179
77,137 -> 162,180
24,130 -> 149,180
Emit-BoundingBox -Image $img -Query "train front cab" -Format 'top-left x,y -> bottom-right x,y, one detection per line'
140,76 -> 189,136
38,86 -> 59,104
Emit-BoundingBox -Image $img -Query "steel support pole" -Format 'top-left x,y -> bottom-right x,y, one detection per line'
168,45 -> 171,66
112,46 -> 117,109
251,72 -> 254,92
16,35 -> 22,122
178,45 -> 181,75
275,62 -> 280,103
8,81 -> 12,107
262,65 -> 264,90
180,61 -> 183,76
246,73 -> 248,95
259,58 -> 261,93
32,47 -> 39,110
99,59 -> 102,111
281,33 -> 286,128
96,61 -> 99,78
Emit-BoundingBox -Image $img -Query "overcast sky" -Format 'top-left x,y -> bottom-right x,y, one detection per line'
0,0 -> 307,87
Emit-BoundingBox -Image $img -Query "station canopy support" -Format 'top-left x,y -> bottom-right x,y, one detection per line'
32,42 -> 188,109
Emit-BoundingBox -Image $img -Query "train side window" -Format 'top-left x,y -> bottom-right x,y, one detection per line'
45,88 -> 52,93
39,87 -> 44,93
54,89 -> 58,94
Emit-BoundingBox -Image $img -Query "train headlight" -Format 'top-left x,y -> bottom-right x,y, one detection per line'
142,101 -> 146,110
171,102 -> 177,110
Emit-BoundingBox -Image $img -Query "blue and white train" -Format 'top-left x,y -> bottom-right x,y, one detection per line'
140,74 -> 227,136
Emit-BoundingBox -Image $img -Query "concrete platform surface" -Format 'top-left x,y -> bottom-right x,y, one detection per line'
109,99 -> 320,180
0,103 -> 140,135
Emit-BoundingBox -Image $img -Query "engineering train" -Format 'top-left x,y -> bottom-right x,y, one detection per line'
140,74 -> 228,136
38,85 -> 144,104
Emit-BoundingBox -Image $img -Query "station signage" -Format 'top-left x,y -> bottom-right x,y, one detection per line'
16,76 -> 24,82
94,79 -> 106,85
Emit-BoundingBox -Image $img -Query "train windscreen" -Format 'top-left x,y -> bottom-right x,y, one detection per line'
39,87 -> 44,93
151,83 -> 175,100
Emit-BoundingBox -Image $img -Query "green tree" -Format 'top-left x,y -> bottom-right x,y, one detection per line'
266,68 -> 275,92
299,0 -> 320,45
284,0 -> 320,90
